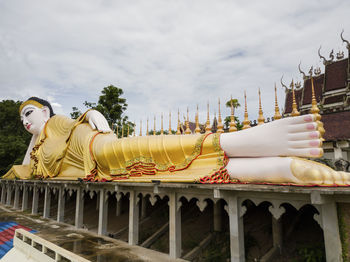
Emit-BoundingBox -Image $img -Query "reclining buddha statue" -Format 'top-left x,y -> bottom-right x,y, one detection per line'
3,95 -> 350,186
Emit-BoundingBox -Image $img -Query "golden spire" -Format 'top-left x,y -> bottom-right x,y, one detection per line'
205,102 -> 211,134
242,91 -> 251,129
257,89 -> 265,125
161,113 -> 164,135
146,118 -> 149,136
310,77 -> 325,138
229,95 -> 237,132
185,107 -> 191,134
176,109 -> 181,135
217,98 -> 224,133
127,124 -> 130,137
168,111 -> 172,135
139,120 -> 142,136
133,121 -> 136,136
121,124 -> 124,138
116,125 -> 119,138
291,79 -> 300,117
195,105 -> 201,134
274,84 -> 282,120
153,115 -> 156,136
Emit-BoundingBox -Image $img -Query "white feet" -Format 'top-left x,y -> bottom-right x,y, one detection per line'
220,114 -> 323,158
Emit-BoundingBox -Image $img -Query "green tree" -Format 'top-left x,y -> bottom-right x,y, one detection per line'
70,107 -> 82,119
224,98 -> 242,130
0,100 -> 32,175
73,85 -> 134,137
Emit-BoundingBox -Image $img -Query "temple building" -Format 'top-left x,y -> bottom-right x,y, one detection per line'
283,32 -> 350,168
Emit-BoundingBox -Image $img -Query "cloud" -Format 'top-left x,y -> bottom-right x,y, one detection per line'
0,0 -> 350,130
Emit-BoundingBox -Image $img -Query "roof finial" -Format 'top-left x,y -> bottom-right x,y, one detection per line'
318,46 -> 329,65
337,51 -> 345,60
341,29 -> 350,50
176,109 -> 181,135
298,62 -> 307,80
217,98 -> 224,133
161,113 -> 164,135
274,84 -> 282,120
185,107 -> 191,134
139,120 -> 142,136
257,89 -> 265,125
205,101 -> 211,134
291,79 -> 300,117
146,118 -> 149,136
168,111 -> 172,135
153,115 -> 156,136
280,75 -> 288,93
229,95 -> 237,132
195,105 -> 201,134
242,91 -> 250,129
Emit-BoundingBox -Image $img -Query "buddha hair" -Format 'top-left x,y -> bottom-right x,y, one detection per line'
25,97 -> 55,117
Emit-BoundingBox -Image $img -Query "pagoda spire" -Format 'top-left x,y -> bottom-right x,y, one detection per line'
168,111 -> 172,135
116,125 -> 119,138
310,77 -> 325,138
217,98 -> 224,133
195,105 -> 201,134
229,95 -> 237,132
146,118 -> 149,136
257,89 -> 265,125
121,124 -> 124,138
274,84 -> 282,120
139,120 -> 142,136
127,125 -> 130,137
176,109 -> 181,135
160,113 -> 164,135
242,91 -> 251,129
291,80 -> 300,117
205,102 -> 211,134
153,116 -> 156,136
185,107 -> 191,134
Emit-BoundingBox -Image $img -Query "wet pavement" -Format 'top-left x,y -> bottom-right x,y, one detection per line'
0,205 -> 186,262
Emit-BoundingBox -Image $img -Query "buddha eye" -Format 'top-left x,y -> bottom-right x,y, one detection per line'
25,110 -> 33,117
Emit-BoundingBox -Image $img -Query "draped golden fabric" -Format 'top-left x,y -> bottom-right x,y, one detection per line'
4,114 -> 229,183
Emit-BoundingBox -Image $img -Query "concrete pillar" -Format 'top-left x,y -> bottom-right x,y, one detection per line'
214,201 -> 223,232
321,201 -> 342,261
128,190 -> 140,245
96,192 -> 100,210
141,195 -> 147,219
116,198 -> 122,216
22,186 -> 28,211
57,187 -> 65,223
75,188 -> 84,229
98,189 -> 108,236
334,147 -> 342,159
13,186 -> 20,209
272,217 -> 282,251
6,185 -> 12,206
1,186 -> 6,204
228,194 -> 245,262
43,186 -> 51,218
169,192 -> 181,259
32,187 -> 39,215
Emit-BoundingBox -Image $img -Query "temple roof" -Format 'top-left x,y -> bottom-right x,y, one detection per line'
283,88 -> 302,114
302,75 -> 323,105
323,111 -> 350,140
324,59 -> 348,92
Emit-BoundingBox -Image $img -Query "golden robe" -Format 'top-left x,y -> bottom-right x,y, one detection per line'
4,114 -> 230,183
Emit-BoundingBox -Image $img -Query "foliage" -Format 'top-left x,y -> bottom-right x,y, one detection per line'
224,116 -> 243,131
70,107 -> 82,119
225,98 -> 241,109
297,244 -> 326,262
72,85 -> 134,137
0,100 -> 32,175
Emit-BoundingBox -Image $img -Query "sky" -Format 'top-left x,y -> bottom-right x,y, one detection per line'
1,0 -> 350,131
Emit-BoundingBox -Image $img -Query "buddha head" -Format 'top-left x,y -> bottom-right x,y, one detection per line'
19,97 -> 55,135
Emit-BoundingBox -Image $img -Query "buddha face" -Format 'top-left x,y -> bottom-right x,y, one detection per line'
20,105 -> 50,135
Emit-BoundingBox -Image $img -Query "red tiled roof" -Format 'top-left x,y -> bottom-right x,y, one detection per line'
324,59 -> 348,92
322,111 -> 350,140
302,75 -> 324,105
284,88 -> 302,114
323,95 -> 344,104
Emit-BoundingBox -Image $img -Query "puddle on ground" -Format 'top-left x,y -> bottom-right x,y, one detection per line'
0,208 -> 154,262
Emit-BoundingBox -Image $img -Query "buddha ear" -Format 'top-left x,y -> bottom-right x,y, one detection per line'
41,106 -> 51,122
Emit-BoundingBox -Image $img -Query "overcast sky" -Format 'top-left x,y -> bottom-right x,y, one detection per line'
1,0 -> 350,131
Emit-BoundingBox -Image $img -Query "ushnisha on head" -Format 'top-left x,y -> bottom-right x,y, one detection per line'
19,97 -> 55,135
